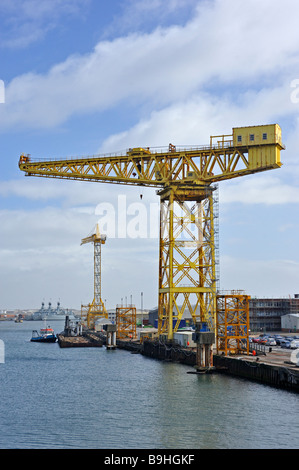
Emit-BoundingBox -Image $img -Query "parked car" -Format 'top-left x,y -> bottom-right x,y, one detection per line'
252,335 -> 270,344
265,337 -> 276,346
252,337 -> 260,343
280,339 -> 291,348
290,340 -> 299,349
274,335 -> 284,345
259,338 -> 268,344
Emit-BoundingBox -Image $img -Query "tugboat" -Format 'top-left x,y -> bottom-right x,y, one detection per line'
31,326 -> 57,343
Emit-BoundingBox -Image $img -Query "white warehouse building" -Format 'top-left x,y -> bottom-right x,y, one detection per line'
281,314 -> 299,332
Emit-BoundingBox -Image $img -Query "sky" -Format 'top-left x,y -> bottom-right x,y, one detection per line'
1,0 -> 299,310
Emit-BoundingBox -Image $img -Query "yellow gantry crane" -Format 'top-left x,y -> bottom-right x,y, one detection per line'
19,124 -> 284,341
80,223 -> 108,329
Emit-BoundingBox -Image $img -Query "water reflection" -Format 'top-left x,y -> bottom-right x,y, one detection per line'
0,322 -> 298,449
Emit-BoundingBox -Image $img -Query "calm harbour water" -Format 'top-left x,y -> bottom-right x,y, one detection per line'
0,320 -> 298,449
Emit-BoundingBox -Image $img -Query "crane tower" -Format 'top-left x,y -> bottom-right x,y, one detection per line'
80,224 -> 108,329
19,124 -> 284,341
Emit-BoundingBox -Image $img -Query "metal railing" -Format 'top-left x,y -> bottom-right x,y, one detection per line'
248,342 -> 266,355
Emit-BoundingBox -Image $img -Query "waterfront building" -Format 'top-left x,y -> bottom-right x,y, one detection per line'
105,308 -> 149,325
249,294 -> 299,332
281,313 -> 299,332
149,295 -> 299,333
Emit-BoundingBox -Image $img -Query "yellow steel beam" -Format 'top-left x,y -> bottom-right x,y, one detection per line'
116,306 -> 137,340
158,186 -> 217,339
19,126 -> 284,187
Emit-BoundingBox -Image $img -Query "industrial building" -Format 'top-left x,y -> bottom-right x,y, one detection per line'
98,308 -> 149,326
281,313 -> 299,333
148,306 -> 195,329
149,294 -> 299,333
249,295 -> 299,332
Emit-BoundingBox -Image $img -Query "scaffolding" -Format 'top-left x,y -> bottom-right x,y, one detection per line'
116,305 -> 137,340
216,291 -> 250,355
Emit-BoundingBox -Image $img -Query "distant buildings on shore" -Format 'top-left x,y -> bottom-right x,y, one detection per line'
0,302 -> 81,321
1,294 -> 299,332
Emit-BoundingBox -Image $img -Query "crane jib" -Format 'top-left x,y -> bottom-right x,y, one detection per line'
19,125 -> 283,187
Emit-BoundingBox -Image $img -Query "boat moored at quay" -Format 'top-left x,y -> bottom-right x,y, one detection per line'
30,326 -> 57,343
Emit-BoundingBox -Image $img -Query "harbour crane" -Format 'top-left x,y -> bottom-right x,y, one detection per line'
19,124 -> 284,343
80,223 -> 108,329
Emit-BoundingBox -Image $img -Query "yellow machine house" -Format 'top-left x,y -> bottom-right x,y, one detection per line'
233,124 -> 284,170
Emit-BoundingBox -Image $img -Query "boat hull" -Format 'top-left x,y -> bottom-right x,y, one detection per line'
31,336 -> 57,343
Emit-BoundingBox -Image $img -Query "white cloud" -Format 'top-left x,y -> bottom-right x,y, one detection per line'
99,83 -> 295,152
1,0 -> 299,129
0,207 -> 93,249
220,175 -> 299,205
0,178 -> 105,206
0,177 -> 157,210
0,204 -> 93,308
0,203 -> 159,309
220,255 -> 299,298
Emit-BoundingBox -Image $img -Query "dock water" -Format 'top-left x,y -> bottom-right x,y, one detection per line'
57,328 -> 299,392
122,339 -> 299,392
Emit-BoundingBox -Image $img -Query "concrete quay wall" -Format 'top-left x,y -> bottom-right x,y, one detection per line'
141,339 -> 196,365
213,355 -> 299,392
